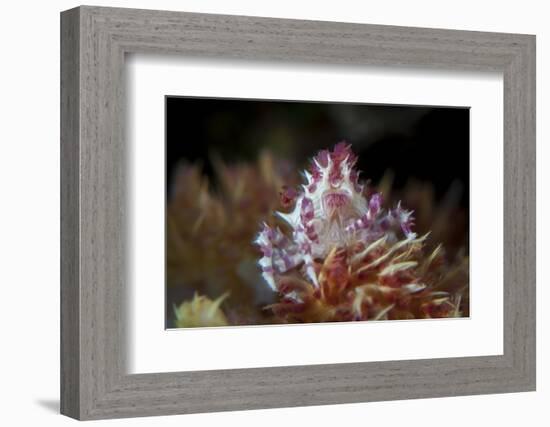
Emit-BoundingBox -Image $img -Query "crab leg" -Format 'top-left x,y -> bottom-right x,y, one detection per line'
255,223 -> 301,291
294,227 -> 318,287
296,196 -> 319,287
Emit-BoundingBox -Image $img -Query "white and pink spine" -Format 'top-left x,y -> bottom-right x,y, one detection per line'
255,142 -> 416,297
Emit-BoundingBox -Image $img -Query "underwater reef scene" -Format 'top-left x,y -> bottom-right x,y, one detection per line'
166,98 -> 469,328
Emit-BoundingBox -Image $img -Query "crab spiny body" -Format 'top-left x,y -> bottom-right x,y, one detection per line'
255,142 -> 416,294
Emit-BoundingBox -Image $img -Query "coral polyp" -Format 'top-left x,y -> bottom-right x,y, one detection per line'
255,143 -> 467,322
173,292 -> 230,328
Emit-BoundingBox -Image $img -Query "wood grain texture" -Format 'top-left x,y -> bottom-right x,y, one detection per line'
60,7 -> 80,419
60,5 -> 536,420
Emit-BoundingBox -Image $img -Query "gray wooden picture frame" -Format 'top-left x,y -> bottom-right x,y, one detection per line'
60,5 -> 536,420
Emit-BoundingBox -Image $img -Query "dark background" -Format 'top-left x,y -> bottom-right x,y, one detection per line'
166,96 -> 469,210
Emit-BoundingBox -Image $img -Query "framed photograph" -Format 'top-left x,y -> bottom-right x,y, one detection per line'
164,98 -> 471,329
60,6 -> 536,420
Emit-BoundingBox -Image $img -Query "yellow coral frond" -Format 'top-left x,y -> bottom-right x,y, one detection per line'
350,236 -> 387,266
379,261 -> 418,276
174,292 -> 230,328
373,304 -> 395,321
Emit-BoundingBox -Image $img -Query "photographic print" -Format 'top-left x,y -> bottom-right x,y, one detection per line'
165,97 -> 470,328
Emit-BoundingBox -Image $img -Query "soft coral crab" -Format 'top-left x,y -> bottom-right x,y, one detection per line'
254,142 -> 416,294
